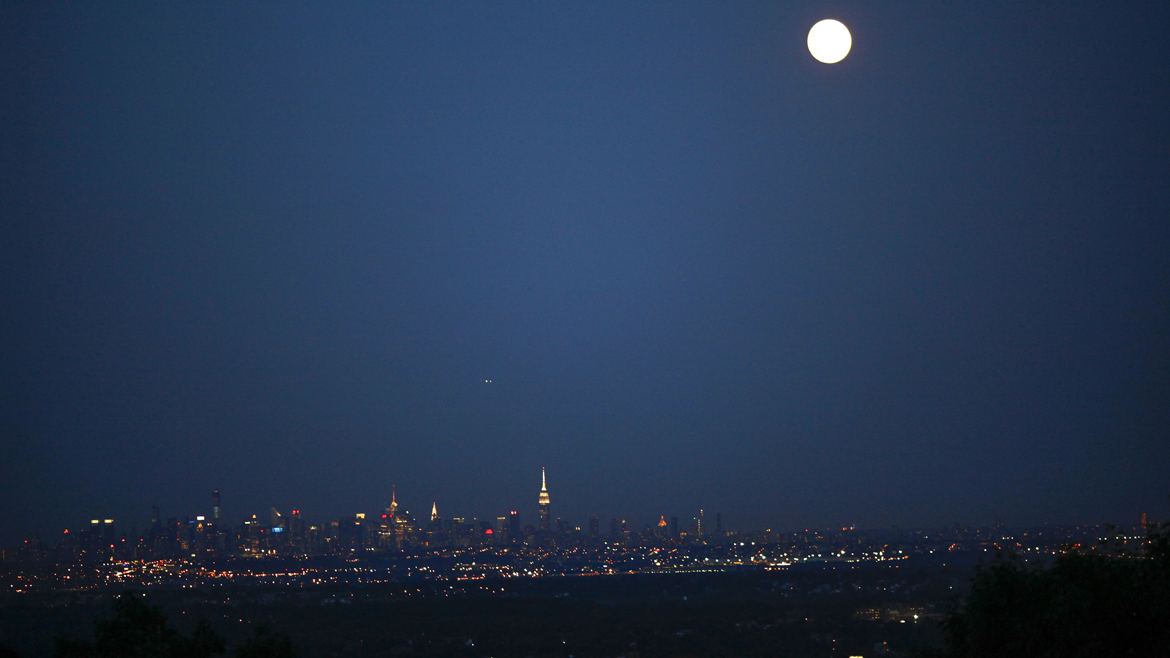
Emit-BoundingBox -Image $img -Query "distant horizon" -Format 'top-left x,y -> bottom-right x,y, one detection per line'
7,477 -> 1158,549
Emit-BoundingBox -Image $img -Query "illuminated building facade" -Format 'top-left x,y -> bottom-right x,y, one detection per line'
538,467 -> 551,533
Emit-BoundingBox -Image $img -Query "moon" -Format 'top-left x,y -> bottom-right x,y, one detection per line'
807,19 -> 852,64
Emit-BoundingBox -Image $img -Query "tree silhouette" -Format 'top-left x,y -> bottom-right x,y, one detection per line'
54,591 -> 224,658
927,522 -> 1170,658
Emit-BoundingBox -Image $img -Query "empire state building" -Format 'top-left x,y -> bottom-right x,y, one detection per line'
538,467 -> 551,533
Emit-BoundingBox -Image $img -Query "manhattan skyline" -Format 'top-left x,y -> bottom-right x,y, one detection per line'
3,3 -> 1169,548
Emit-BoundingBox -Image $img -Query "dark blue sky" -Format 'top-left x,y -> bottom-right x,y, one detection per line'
2,2 -> 1168,543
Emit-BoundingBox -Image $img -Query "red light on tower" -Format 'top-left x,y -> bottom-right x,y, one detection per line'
485,528 -> 493,534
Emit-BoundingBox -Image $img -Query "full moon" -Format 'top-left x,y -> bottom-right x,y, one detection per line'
807,19 -> 851,64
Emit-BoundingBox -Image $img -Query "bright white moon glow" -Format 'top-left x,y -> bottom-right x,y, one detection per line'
808,19 -> 851,64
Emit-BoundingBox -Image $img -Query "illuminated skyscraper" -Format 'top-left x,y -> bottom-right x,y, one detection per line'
388,486 -> 398,516
538,467 -> 551,533
508,511 -> 520,539
211,490 -> 221,521
431,502 -> 439,523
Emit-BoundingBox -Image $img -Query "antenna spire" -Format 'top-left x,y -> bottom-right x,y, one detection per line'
538,468 -> 551,506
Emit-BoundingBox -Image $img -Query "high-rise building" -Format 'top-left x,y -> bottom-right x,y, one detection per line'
211,490 -> 221,521
588,514 -> 599,538
388,486 -> 398,517
538,467 -> 551,533
151,505 -> 161,531
670,516 -> 679,538
508,511 -> 521,539
610,517 -> 624,540
431,502 -> 439,523
716,512 -> 722,534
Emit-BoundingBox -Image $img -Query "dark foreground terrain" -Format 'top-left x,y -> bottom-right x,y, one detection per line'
0,562 -> 957,657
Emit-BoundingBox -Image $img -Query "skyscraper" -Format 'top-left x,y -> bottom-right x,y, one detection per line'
211,490 -> 220,521
538,467 -> 551,533
508,511 -> 520,539
610,517 -> 625,540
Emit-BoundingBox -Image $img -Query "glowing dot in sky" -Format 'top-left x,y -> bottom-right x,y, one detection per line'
807,19 -> 851,64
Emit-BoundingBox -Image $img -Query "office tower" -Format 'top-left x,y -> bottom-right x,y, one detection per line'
388,486 -> 398,517
290,509 -> 305,547
270,508 -> 285,530
670,516 -> 679,538
508,510 -> 521,539
610,517 -> 624,540
211,490 -> 221,521
538,467 -> 551,533
588,514 -> 599,538
475,520 -> 492,545
431,502 -> 439,523
697,509 -> 704,537
151,505 -> 161,531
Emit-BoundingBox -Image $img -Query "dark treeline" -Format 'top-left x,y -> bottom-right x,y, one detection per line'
923,522 -> 1170,658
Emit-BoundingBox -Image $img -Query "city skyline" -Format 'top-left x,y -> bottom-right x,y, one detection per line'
3,3 -> 1169,550
8,467 -> 1158,551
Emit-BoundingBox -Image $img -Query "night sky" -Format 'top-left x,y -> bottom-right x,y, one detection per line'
2,2 -> 1169,544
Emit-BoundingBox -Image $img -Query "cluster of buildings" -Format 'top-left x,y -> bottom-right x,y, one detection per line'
8,469 -> 728,564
